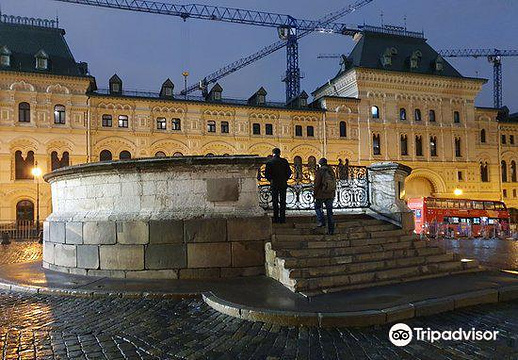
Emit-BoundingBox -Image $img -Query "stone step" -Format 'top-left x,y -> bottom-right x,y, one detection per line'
272,225 -> 406,236
287,253 -> 456,278
295,260 -> 477,292
273,239 -> 431,259
271,234 -> 417,250
292,219 -> 391,229
272,214 -> 374,226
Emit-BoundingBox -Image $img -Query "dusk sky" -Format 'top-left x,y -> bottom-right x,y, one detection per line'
3,0 -> 517,111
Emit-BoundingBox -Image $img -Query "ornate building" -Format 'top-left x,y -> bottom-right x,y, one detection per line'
0,15 -> 516,223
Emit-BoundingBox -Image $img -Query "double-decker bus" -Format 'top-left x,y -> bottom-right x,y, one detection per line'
407,197 -> 510,238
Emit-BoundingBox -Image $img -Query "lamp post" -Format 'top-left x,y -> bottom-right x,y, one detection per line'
31,163 -> 42,242
182,71 -> 189,100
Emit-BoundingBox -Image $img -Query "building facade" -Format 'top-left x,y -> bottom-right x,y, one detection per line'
0,15 -> 516,223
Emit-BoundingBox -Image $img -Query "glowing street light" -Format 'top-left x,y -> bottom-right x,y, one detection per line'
32,163 -> 42,242
454,188 -> 463,196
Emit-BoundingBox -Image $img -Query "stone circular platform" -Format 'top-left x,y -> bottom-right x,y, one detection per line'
42,155 -> 271,279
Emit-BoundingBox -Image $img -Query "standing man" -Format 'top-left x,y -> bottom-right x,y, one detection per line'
265,148 -> 292,223
314,158 -> 336,235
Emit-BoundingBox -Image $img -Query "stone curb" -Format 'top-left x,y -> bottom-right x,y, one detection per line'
202,285 -> 518,327
0,280 -> 200,299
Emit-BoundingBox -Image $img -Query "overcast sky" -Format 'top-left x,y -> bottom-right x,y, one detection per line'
3,0 -> 517,111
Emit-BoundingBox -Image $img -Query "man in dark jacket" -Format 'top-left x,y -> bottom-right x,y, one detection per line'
265,148 -> 292,223
314,157 -> 336,235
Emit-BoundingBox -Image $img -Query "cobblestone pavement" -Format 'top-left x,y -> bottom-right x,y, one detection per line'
0,291 -> 516,360
435,238 -> 518,270
0,242 -> 42,265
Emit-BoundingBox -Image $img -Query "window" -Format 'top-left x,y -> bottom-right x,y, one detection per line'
257,94 -> 265,104
102,114 -> 112,127
501,160 -> 508,182
511,161 -> 517,182
339,121 -> 346,138
214,91 -> 221,101
458,171 -> 463,181
207,120 -> 216,133
371,106 -> 379,119
164,87 -> 173,97
373,134 -> 381,155
252,123 -> 261,135
18,102 -> 30,123
221,121 -> 229,134
156,118 -> 166,130
35,50 -> 48,70
295,125 -> 302,137
430,136 -> 438,157
480,129 -> 486,143
155,151 -> 166,157
173,152 -> 183,157
172,118 -> 181,131
307,126 -> 314,137
503,189 -> 507,198
414,109 -> 421,121
415,135 -> 423,156
399,108 -> 406,120
51,151 -> 69,171
99,150 -> 112,161
400,135 -> 408,156
54,105 -> 66,124
480,162 -> 489,182
0,46 -> 10,67
455,137 -> 462,157
453,111 -> 460,123
514,189 -> 517,198
16,200 -> 35,221
118,115 -> 128,128
501,135 -> 506,144
510,135 -> 515,145
429,110 -> 436,122
265,123 -> 273,135
15,150 -> 35,179
119,151 -> 131,160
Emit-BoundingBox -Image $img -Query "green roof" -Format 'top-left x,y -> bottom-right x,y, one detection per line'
0,15 -> 87,77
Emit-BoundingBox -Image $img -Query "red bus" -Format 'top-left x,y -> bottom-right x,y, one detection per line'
407,197 -> 510,238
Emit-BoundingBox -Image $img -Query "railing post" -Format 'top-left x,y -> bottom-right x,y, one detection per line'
367,162 -> 413,230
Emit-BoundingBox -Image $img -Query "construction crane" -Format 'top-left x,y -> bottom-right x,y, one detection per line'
437,49 -> 518,108
50,0 -> 372,102
318,48 -> 518,108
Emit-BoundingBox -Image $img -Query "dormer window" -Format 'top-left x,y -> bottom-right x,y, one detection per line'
410,50 -> 422,69
160,79 -> 174,99
0,46 -> 11,67
248,87 -> 267,106
381,47 -> 397,67
257,94 -> 265,104
206,83 -> 223,102
214,91 -> 221,100
35,49 -> 49,70
109,74 -> 123,95
435,56 -> 444,72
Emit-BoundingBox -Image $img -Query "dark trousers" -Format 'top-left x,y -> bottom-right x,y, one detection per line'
315,198 -> 334,233
271,186 -> 287,223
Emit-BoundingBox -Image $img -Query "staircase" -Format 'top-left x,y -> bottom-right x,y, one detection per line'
265,214 -> 480,296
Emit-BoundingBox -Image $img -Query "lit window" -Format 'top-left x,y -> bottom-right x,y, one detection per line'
221,121 -> 229,134
295,125 -> 302,137
172,118 -> 181,131
102,114 -> 112,127
252,123 -> 261,135
265,123 -> 273,135
54,105 -> 66,124
118,115 -> 128,128
371,106 -> 379,119
156,118 -> 166,130
207,120 -> 216,133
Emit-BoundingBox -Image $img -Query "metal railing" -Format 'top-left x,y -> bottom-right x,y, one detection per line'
257,163 -> 369,210
0,221 -> 40,240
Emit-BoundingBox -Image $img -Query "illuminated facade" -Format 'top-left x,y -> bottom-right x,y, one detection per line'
0,15 -> 516,222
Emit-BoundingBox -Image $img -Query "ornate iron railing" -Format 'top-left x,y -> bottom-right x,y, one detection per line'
257,163 -> 369,210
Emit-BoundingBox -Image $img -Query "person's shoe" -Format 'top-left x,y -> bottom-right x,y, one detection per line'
316,222 -> 326,228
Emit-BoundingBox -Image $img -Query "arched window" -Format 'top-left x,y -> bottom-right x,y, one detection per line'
511,161 -> 517,182
221,121 -> 230,134
16,200 -> 34,222
207,120 -> 216,133
54,105 -> 66,124
480,129 -> 486,143
339,121 -> 347,137
119,151 -> 131,160
453,111 -> 462,124
429,110 -> 436,122
265,123 -> 273,135
307,126 -> 314,137
308,156 -> 316,168
455,137 -> 462,157
205,153 -> 215,157
156,118 -> 166,130
51,151 -> 69,171
18,102 -> 30,122
15,150 -> 34,179
172,118 -> 181,130
371,106 -> 379,119
118,115 -> 128,128
373,134 -> 381,155
430,136 -> 438,157
415,135 -> 423,156
99,150 -> 112,161
155,151 -> 166,157
501,160 -> 508,182
252,123 -> 261,135
480,162 -> 489,182
399,108 -> 406,120
400,135 -> 408,156
173,152 -> 184,157
294,156 -> 302,181
414,109 -> 421,121
295,125 -> 302,137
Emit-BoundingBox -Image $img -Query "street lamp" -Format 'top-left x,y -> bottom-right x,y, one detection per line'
31,163 -> 42,242
454,188 -> 463,196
